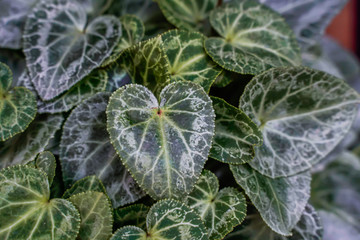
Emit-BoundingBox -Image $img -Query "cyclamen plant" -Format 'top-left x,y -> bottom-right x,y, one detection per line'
0,0 -> 359,239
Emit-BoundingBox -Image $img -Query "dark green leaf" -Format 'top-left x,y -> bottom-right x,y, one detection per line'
62,175 -> 107,199
114,204 -> 150,230
35,151 -> 56,185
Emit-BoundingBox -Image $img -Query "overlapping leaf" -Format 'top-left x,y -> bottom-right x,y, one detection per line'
23,0 -> 121,100
0,165 -> 80,239
60,92 -> 145,208
205,0 -> 301,75
185,170 -> 247,240
62,175 -> 107,199
111,199 -> 208,240
0,49 -> 26,83
213,70 -> 235,88
35,151 -> 56,185
210,97 -> 262,164
0,63 -> 37,141
0,114 -> 63,169
113,204 -> 150,230
230,164 -> 311,236
107,82 -> 215,199
240,67 -> 360,178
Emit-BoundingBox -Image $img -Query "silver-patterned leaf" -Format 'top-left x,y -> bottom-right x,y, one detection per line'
60,92 -> 145,208
62,175 -> 107,199
210,97 -> 263,164
35,151 -> 56,185
240,67 -> 360,178
23,0 -> 121,100
0,114 -> 64,169
106,81 -> 215,200
230,164 -> 311,236
205,0 -> 301,75
105,68 -> 132,92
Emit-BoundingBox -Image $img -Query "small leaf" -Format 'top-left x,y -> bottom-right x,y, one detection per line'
114,204 -> 150,230
205,0 -> 301,75
111,199 -> 209,240
161,29 -> 222,92
0,114 -> 64,169
23,0 -> 122,100
0,165 -> 80,239
107,81 -> 215,200
69,191 -> 113,240
185,170 -> 247,240
0,62 -> 37,141
0,48 -> 26,83
61,92 -> 145,207
105,68 -> 132,92
35,151 -> 56,185
213,70 -> 234,88
210,97 -> 263,164
62,175 -> 107,199
230,164 -> 311,236
240,66 -> 360,178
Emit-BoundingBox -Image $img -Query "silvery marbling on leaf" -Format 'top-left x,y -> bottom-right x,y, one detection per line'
107,81 -> 215,200
0,165 -> 80,240
205,0 -> 301,75
23,0 -> 121,100
62,175 -> 107,199
240,66 -> 360,178
230,164 -> 311,236
60,92 -> 145,208
35,151 -> 56,185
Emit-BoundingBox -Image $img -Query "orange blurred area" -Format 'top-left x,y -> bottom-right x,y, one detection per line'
326,0 -> 356,52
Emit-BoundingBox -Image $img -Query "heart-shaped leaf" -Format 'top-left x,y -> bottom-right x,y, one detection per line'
114,204 -> 150,230
69,191 -> 113,240
185,170 -> 247,240
161,29 -> 222,92
230,164 -> 311,236
23,0 -> 121,100
239,67 -> 360,178
210,97 -> 262,164
110,199 -> 209,240
0,63 -> 37,141
0,114 -> 63,169
0,165 -> 80,239
35,151 -> 56,185
205,0 -> 301,75
62,175 -> 107,199
107,81 -> 215,199
61,92 -> 145,207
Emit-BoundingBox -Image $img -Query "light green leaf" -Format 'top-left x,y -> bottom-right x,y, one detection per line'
107,81 -> 215,200
114,204 -> 150,230
35,151 -> 56,185
225,204 -> 323,240
161,29 -> 222,92
0,62 -> 37,141
205,0 -> 301,75
111,199 -> 209,240
0,114 -> 63,169
0,165 -> 80,239
69,191 -> 113,240
62,175 -> 107,199
210,97 -> 262,164
61,92 -> 145,208
185,170 -> 247,240
230,164 -> 311,236
23,0 -> 121,100
240,66 -> 360,178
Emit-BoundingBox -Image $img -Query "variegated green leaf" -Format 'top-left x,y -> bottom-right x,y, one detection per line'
0,62 -> 37,141
225,204 -> 323,240
103,14 -> 145,67
23,0 -> 121,100
69,191 -> 113,240
230,164 -> 311,236
0,114 -> 63,169
205,0 -> 301,75
61,92 -> 145,208
161,29 -> 222,92
114,204 -> 150,230
210,97 -> 262,164
62,175 -> 106,199
0,165 -> 80,239
213,70 -> 235,88
185,170 -> 247,240
155,0 -> 217,33
107,82 -> 215,200
111,199 -> 209,240
240,67 -> 360,178
35,151 -> 56,185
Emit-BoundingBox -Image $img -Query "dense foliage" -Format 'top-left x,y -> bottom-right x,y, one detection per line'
0,0 -> 359,239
